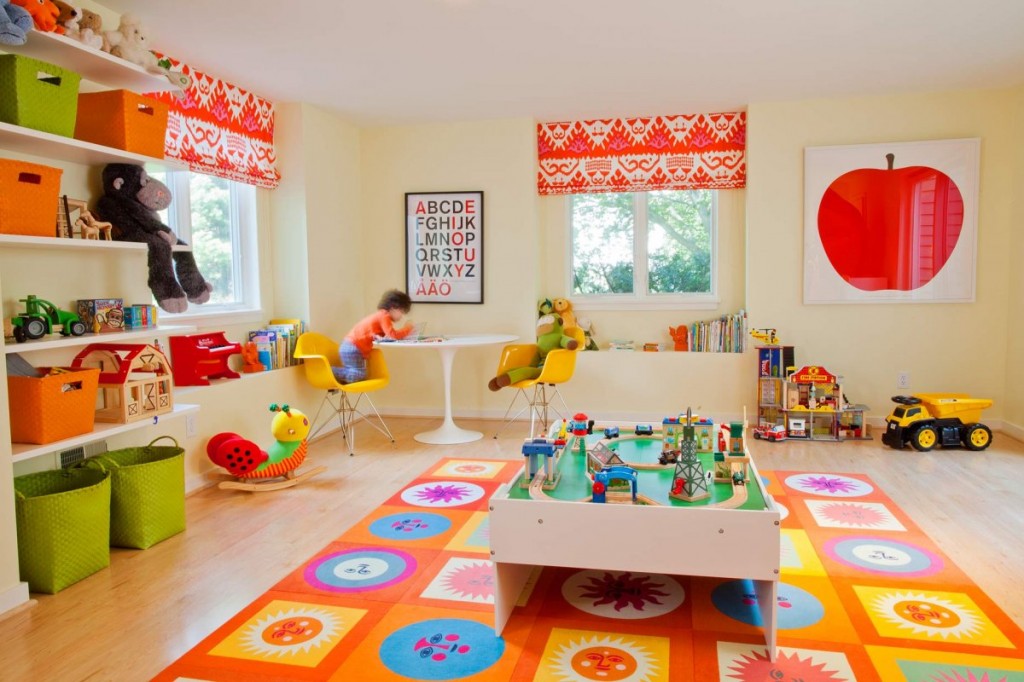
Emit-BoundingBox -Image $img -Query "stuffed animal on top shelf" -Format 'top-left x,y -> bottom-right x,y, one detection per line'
578,315 -> 599,351
102,13 -> 161,73
552,297 -> 577,330
10,0 -> 59,32
95,164 -> 213,313
51,0 -> 77,34
70,7 -> 102,48
488,313 -> 579,391
0,0 -> 32,45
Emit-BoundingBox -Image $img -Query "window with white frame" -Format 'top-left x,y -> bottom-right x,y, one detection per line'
150,171 -> 260,315
570,190 -> 717,307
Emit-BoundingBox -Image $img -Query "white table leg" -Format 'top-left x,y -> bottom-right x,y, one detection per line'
754,578 -> 778,661
492,561 -> 534,635
414,345 -> 483,444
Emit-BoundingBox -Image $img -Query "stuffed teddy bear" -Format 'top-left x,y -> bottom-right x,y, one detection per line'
552,297 -> 577,330
0,0 -> 32,45
10,0 -> 59,32
51,0 -> 78,35
488,313 -> 579,391
70,7 -> 102,48
95,164 -> 213,313
103,13 -> 161,73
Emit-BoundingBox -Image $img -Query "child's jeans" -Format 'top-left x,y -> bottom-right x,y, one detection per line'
335,340 -> 368,384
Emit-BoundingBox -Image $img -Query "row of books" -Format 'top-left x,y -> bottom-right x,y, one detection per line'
247,319 -> 306,371
685,310 -> 748,353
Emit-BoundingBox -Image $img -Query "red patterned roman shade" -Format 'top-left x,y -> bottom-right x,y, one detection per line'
537,112 -> 746,195
148,60 -> 279,189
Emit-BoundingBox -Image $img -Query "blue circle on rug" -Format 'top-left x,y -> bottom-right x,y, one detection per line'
711,579 -> 824,629
303,547 -> 416,593
379,618 -> 505,680
370,512 -> 452,541
825,536 -> 943,578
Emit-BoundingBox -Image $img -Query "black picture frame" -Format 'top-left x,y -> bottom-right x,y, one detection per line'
405,191 -> 484,304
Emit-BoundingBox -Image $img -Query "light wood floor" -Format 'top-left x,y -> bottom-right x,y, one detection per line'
2,417 -> 1022,680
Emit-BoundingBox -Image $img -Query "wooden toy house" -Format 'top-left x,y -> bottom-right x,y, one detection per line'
782,365 -> 870,441
71,343 -> 174,423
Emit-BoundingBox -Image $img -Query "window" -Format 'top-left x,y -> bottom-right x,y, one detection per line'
151,171 -> 260,316
570,190 -> 717,308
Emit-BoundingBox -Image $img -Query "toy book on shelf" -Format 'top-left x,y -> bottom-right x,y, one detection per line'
682,310 -> 747,353
247,319 -> 307,370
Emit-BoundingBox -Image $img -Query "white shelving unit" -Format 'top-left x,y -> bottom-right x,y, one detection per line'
6,30 -> 181,95
4,324 -> 197,355
0,234 -> 191,252
0,122 -> 185,171
11,403 -> 199,464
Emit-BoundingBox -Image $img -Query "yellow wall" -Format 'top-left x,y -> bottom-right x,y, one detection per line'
746,88 -> 1018,423
1005,86 -> 1024,432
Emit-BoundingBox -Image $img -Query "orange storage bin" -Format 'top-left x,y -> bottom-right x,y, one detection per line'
8,367 -> 100,445
0,159 -> 63,237
74,90 -> 168,159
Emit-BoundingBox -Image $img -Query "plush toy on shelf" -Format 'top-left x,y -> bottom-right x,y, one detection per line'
10,0 -> 59,32
69,7 -> 102,48
95,164 -> 213,313
51,0 -> 77,34
578,315 -> 599,351
488,313 -> 579,391
102,13 -> 161,73
0,0 -> 33,45
207,404 -> 326,492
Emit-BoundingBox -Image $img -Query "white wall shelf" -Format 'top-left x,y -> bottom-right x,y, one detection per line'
5,30 -> 181,94
0,234 -> 192,252
0,122 -> 185,171
4,324 -> 197,355
11,403 -> 199,464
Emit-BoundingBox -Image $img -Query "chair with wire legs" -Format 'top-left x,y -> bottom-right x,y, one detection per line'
491,326 -> 585,439
295,332 -> 395,456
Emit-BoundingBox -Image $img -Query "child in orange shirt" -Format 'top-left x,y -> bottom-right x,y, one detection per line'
335,289 -> 414,384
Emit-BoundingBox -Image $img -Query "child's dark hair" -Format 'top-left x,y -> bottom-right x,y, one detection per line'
378,289 -> 412,312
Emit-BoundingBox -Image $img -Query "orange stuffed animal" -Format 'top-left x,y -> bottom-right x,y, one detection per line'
11,0 -> 59,32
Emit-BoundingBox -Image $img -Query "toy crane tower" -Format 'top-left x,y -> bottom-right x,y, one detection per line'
670,407 -> 711,502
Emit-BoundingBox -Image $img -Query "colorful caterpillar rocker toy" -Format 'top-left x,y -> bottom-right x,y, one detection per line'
207,404 -> 326,492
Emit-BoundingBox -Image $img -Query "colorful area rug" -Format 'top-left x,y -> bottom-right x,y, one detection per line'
156,459 -> 1024,681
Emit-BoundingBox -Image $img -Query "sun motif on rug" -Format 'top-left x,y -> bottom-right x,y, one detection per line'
238,607 -> 342,659
578,572 -> 670,612
548,633 -> 659,682
726,649 -> 846,681
441,560 -> 495,601
927,672 -> 1009,682
561,570 -> 685,620
871,592 -> 983,640
400,481 -> 486,507
818,502 -> 887,526
416,484 -> 473,503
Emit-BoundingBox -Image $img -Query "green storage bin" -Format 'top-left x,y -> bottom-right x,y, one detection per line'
14,467 -> 110,594
0,54 -> 81,137
96,436 -> 186,549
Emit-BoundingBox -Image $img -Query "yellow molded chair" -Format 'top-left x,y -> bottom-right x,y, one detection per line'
492,326 -> 585,439
294,331 -> 394,456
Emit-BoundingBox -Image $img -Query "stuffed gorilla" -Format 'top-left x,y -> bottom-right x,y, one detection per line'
96,164 -> 212,313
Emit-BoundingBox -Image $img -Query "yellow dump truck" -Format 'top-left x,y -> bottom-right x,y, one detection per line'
882,393 -> 993,451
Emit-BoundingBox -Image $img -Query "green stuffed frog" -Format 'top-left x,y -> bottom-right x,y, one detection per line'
488,313 -> 579,391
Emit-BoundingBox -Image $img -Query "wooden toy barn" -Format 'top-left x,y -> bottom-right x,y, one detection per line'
71,343 -> 174,423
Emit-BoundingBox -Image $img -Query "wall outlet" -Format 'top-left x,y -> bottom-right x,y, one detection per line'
186,414 -> 197,438
897,371 -> 911,390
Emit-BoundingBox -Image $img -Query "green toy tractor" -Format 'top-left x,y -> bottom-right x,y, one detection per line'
10,295 -> 87,342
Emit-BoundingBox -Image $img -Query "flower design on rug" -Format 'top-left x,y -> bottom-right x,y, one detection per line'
805,500 -> 906,531
797,476 -> 859,494
927,672 -> 1008,682
239,607 -> 342,659
401,481 -> 486,507
784,473 -> 874,497
726,649 -> 846,681
443,560 -> 495,601
548,633 -> 660,682
561,570 -> 685,620
873,592 -> 982,640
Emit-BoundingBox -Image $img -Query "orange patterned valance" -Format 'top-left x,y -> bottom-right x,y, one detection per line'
148,59 -> 279,189
537,112 -> 746,195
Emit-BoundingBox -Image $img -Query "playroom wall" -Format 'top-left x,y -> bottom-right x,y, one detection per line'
1003,86 -> 1024,435
745,87 -> 1019,426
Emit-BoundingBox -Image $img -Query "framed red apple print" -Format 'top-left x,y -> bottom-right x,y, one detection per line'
804,138 -> 980,303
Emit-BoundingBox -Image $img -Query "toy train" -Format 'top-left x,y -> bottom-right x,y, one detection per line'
635,424 -> 654,436
604,426 -> 620,439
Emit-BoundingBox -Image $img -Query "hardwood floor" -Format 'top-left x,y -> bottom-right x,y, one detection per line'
2,417 -> 1022,680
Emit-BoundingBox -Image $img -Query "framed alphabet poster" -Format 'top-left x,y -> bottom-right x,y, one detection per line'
405,191 -> 484,304
804,138 -> 980,304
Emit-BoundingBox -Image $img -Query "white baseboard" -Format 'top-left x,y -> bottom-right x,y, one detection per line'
378,406 -> 749,425
0,582 -> 29,618
999,419 -> 1024,444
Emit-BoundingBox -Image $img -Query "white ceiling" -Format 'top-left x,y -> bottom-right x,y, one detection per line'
106,0 -> 1024,126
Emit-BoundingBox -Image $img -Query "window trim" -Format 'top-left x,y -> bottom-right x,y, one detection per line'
566,191 -> 720,311
158,171 -> 262,322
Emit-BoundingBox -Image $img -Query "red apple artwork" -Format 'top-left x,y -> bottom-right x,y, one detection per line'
817,153 -> 965,291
